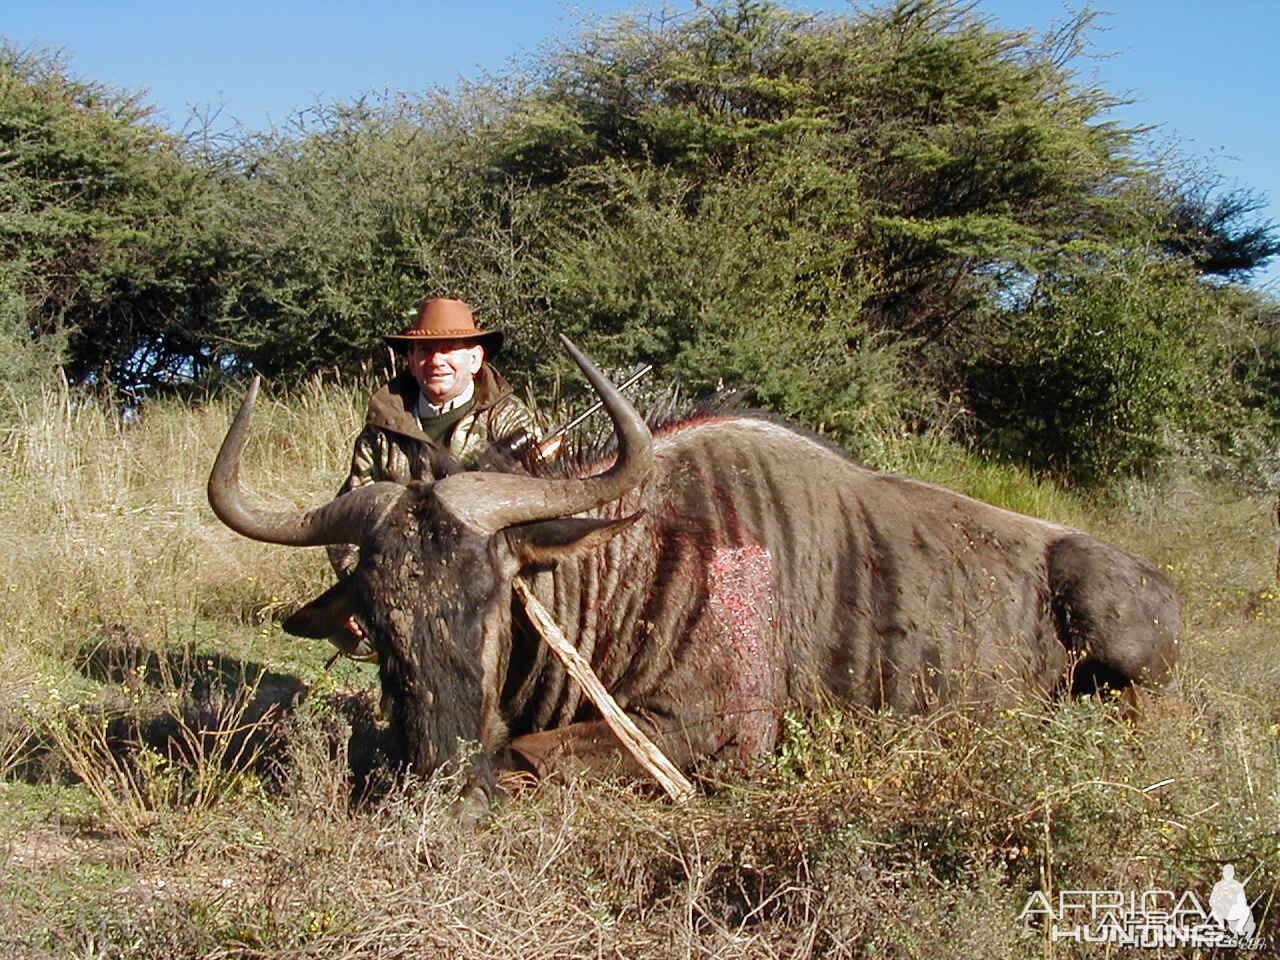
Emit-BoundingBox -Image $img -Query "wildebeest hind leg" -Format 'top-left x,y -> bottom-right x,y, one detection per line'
502,719 -> 709,781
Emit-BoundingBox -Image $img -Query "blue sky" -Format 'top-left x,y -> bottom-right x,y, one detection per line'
7,1 -> 1278,290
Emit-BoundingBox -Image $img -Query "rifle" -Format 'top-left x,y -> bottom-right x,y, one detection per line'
498,362 -> 654,460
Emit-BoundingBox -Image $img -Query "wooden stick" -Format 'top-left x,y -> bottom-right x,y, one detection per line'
512,576 -> 696,804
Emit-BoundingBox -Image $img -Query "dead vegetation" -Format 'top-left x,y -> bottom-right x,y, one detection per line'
1,381 -> 1277,958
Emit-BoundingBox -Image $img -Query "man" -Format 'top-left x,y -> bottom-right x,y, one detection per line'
328,297 -> 539,654
336,297 -> 538,501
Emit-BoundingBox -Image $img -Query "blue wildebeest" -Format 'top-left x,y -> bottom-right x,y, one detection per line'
208,339 -> 1178,795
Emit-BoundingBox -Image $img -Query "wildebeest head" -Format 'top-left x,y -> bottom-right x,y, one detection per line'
208,337 -> 651,778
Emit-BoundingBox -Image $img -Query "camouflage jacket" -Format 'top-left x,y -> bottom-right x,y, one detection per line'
329,364 -> 537,577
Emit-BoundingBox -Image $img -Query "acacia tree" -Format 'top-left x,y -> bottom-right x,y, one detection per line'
1163,178 -> 1280,279
468,3 -> 1148,440
194,90 -> 571,383
495,0 -> 1277,481
191,0 -> 1276,483
0,44 -> 226,393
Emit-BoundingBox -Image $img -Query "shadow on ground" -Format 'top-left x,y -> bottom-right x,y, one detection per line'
10,624 -> 398,801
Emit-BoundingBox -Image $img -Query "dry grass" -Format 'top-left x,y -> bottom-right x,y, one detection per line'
0,377 -> 361,661
1,381 -> 1277,958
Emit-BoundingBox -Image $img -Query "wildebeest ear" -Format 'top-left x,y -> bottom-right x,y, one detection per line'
506,513 -> 642,567
282,578 -> 355,639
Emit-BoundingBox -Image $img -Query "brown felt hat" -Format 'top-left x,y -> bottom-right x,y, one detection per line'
383,298 -> 503,356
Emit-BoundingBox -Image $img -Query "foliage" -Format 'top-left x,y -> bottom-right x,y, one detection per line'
1162,173 -> 1280,279
202,98 -> 548,381
968,254 -> 1199,484
2,1 -> 1278,485
525,152 -> 910,445
518,1 -> 1143,362
462,0 -> 1276,480
0,260 -> 65,423
0,44 -> 228,392
968,251 -> 1280,485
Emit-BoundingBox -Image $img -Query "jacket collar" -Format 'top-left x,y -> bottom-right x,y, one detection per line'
417,379 -> 475,419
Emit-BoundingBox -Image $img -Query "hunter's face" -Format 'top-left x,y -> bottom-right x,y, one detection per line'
409,339 -> 484,405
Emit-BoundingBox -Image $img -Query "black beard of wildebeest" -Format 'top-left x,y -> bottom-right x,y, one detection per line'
208,338 -> 1179,797
355,496 -> 508,783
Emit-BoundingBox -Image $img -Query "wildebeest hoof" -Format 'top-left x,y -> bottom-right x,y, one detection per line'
496,768 -> 540,796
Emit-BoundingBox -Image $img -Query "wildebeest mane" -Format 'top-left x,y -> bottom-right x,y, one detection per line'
471,391 -> 845,484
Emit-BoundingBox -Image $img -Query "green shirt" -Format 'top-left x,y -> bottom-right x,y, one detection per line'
418,394 -> 476,444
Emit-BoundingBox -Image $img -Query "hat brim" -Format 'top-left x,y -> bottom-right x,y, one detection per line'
383,329 -> 503,357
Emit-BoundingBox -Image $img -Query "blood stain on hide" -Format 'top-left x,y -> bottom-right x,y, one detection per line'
704,544 -> 782,758
707,545 -> 772,635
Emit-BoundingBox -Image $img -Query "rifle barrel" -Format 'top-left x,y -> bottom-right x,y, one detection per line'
548,363 -> 653,440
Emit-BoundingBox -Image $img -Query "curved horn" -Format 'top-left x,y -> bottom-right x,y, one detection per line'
436,336 -> 654,533
208,376 -> 404,546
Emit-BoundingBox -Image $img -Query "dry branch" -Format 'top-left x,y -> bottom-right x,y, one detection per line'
512,576 -> 696,803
